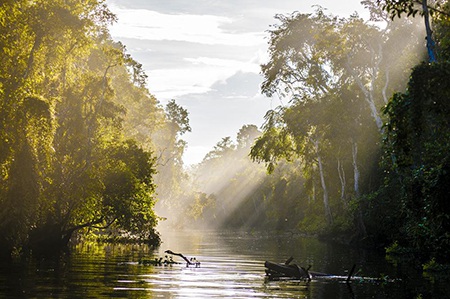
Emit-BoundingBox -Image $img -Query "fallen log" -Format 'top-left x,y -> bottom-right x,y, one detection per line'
265,261 -> 311,280
139,256 -> 181,266
265,261 -> 358,283
265,257 -> 345,281
265,261 -> 331,280
165,250 -> 201,267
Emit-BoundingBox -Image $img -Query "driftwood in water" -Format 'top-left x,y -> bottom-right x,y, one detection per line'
165,250 -> 201,267
265,256 -> 316,280
139,256 -> 181,266
265,261 -> 312,280
265,257 -> 355,282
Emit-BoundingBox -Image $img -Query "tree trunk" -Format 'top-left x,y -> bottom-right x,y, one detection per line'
337,158 -> 346,204
422,0 -> 437,62
346,49 -> 384,133
382,67 -> 390,104
351,141 -> 367,238
314,139 -> 333,225
351,142 -> 360,197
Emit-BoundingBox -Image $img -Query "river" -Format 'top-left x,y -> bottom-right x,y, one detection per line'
0,229 -> 448,298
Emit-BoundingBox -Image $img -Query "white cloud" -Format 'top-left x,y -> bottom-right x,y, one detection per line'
147,68 -> 212,99
108,5 -> 265,47
184,56 -> 260,74
147,57 -> 261,99
148,67 -> 225,99
107,4 -> 266,100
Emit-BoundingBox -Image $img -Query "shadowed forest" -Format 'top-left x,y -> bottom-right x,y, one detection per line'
1,0 -> 450,272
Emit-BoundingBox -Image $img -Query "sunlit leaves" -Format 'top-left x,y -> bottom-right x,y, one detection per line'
375,0 -> 450,19
165,99 -> 191,136
0,0 -> 161,254
236,124 -> 260,149
252,6 -> 425,231
251,128 -> 294,174
102,140 -> 157,238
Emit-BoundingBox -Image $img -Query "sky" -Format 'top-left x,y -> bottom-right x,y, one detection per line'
105,0 -> 369,165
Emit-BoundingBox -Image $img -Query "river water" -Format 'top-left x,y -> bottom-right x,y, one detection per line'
0,229 -> 448,298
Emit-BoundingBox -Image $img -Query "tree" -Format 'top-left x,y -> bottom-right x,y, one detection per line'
373,0 -> 450,62
152,100 -> 191,218
433,1 -> 450,59
0,0 -> 161,255
261,7 -> 422,134
0,0 -> 114,254
252,98 -> 338,225
237,124 -> 261,150
251,8 -> 423,233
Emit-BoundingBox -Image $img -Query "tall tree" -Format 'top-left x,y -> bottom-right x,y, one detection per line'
252,7 -> 423,233
152,100 -> 192,220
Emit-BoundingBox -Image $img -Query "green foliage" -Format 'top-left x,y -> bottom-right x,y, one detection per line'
165,99 -> 191,136
165,7 -> 421,237
101,140 -> 157,238
378,62 -> 450,262
150,99 -> 191,220
186,192 -> 216,222
250,110 -> 294,174
376,0 -> 422,19
249,8 -> 422,232
298,214 -> 328,234
375,0 -> 449,19
385,241 -> 415,255
434,2 -> 450,59
0,0 -> 161,255
423,258 -> 450,272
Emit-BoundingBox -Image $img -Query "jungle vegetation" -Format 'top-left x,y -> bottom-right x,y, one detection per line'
0,0 -> 191,256
2,0 -> 450,266
178,0 -> 450,265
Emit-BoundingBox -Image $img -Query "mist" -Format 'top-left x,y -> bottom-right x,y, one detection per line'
153,8 -> 429,235
1,2 -> 449,297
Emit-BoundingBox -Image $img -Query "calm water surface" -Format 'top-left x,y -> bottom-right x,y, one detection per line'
0,229 -> 448,298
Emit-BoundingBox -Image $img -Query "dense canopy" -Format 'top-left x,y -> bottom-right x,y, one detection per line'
0,0 -> 178,255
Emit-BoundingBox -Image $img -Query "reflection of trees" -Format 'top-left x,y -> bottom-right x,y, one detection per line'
0,243 -> 156,298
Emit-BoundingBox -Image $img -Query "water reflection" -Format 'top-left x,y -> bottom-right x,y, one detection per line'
0,230 -> 448,298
